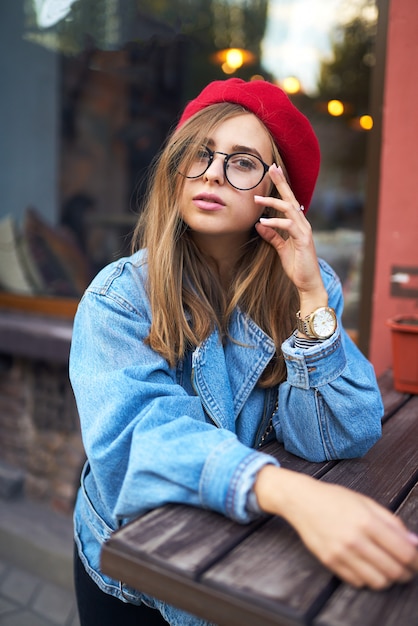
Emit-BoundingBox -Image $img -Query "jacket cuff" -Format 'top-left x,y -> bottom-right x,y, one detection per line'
281,326 -> 346,389
199,439 -> 279,523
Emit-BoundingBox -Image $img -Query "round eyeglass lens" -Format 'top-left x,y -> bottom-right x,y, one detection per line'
185,147 -> 212,179
225,153 -> 266,190
183,147 -> 267,190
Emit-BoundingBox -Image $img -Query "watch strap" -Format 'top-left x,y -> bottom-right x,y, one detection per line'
296,310 -> 315,338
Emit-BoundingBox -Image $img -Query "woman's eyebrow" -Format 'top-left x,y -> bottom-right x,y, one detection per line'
205,139 -> 264,159
232,144 -> 263,158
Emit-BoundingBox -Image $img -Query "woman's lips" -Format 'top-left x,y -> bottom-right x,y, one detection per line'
192,194 -> 226,211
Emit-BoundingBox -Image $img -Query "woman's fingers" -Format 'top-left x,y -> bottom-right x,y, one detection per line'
321,524 -> 417,589
256,215 -> 311,246
369,510 -> 418,583
306,490 -> 418,589
256,218 -> 290,248
255,468 -> 418,590
254,165 -> 311,241
254,194 -> 322,295
255,164 -> 305,215
253,164 -> 333,306
268,163 -> 300,207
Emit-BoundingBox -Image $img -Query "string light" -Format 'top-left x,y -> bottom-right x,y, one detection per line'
359,114 -> 373,130
282,77 -> 301,94
212,47 -> 256,74
327,99 -> 345,116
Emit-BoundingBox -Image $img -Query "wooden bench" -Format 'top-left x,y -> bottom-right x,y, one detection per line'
101,372 -> 418,625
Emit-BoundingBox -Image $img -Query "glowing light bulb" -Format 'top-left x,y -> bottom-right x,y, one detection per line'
225,48 -> 244,70
327,100 -> 345,116
359,114 -> 373,130
282,77 -> 301,94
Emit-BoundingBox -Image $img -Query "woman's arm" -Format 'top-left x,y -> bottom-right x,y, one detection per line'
254,464 -> 418,590
275,260 -> 383,461
255,164 -> 383,461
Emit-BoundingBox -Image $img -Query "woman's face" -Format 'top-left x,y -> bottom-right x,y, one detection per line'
178,113 -> 274,249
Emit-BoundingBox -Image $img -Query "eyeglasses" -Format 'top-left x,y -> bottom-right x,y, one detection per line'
180,145 -> 271,191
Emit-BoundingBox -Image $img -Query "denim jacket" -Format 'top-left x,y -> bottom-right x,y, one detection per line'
69,249 -> 383,626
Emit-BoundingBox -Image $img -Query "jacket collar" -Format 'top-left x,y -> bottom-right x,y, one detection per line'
192,309 -> 275,429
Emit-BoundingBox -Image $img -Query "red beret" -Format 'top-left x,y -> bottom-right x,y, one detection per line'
177,78 -> 320,210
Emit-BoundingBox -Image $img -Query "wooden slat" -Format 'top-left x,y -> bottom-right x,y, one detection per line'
102,505 -> 265,579
314,484 -> 418,626
203,515 -> 334,625
201,398 -> 418,624
377,369 -> 411,422
0,292 -> 78,319
261,440 -> 335,477
319,395 -> 418,509
102,539 -> 304,626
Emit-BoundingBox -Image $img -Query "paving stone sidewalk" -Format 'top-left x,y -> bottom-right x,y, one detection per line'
0,558 -> 79,626
0,497 -> 79,626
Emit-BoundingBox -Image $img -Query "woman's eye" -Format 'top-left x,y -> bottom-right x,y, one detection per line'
230,155 -> 257,170
195,148 -> 209,161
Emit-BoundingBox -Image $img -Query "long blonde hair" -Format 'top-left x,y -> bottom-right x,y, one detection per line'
132,103 -> 299,386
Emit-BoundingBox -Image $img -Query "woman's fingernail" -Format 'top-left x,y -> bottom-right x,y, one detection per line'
254,195 -> 264,201
259,217 -> 271,223
407,532 -> 418,545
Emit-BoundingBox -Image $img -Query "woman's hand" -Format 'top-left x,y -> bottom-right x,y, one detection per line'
254,465 -> 418,590
254,164 -> 327,315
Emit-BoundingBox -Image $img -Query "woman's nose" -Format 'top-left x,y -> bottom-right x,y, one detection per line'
203,154 -> 225,184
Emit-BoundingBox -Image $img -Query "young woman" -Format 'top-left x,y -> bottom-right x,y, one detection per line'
70,78 -> 418,626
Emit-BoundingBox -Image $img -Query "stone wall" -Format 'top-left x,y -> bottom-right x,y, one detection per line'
0,355 -> 85,515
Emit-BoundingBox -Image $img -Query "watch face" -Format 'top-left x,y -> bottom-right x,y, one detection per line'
312,308 -> 336,339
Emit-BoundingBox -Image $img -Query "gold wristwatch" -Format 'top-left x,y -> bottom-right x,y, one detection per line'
296,306 -> 337,339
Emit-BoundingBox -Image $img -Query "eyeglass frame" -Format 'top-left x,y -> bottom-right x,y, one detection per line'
181,145 -> 271,191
